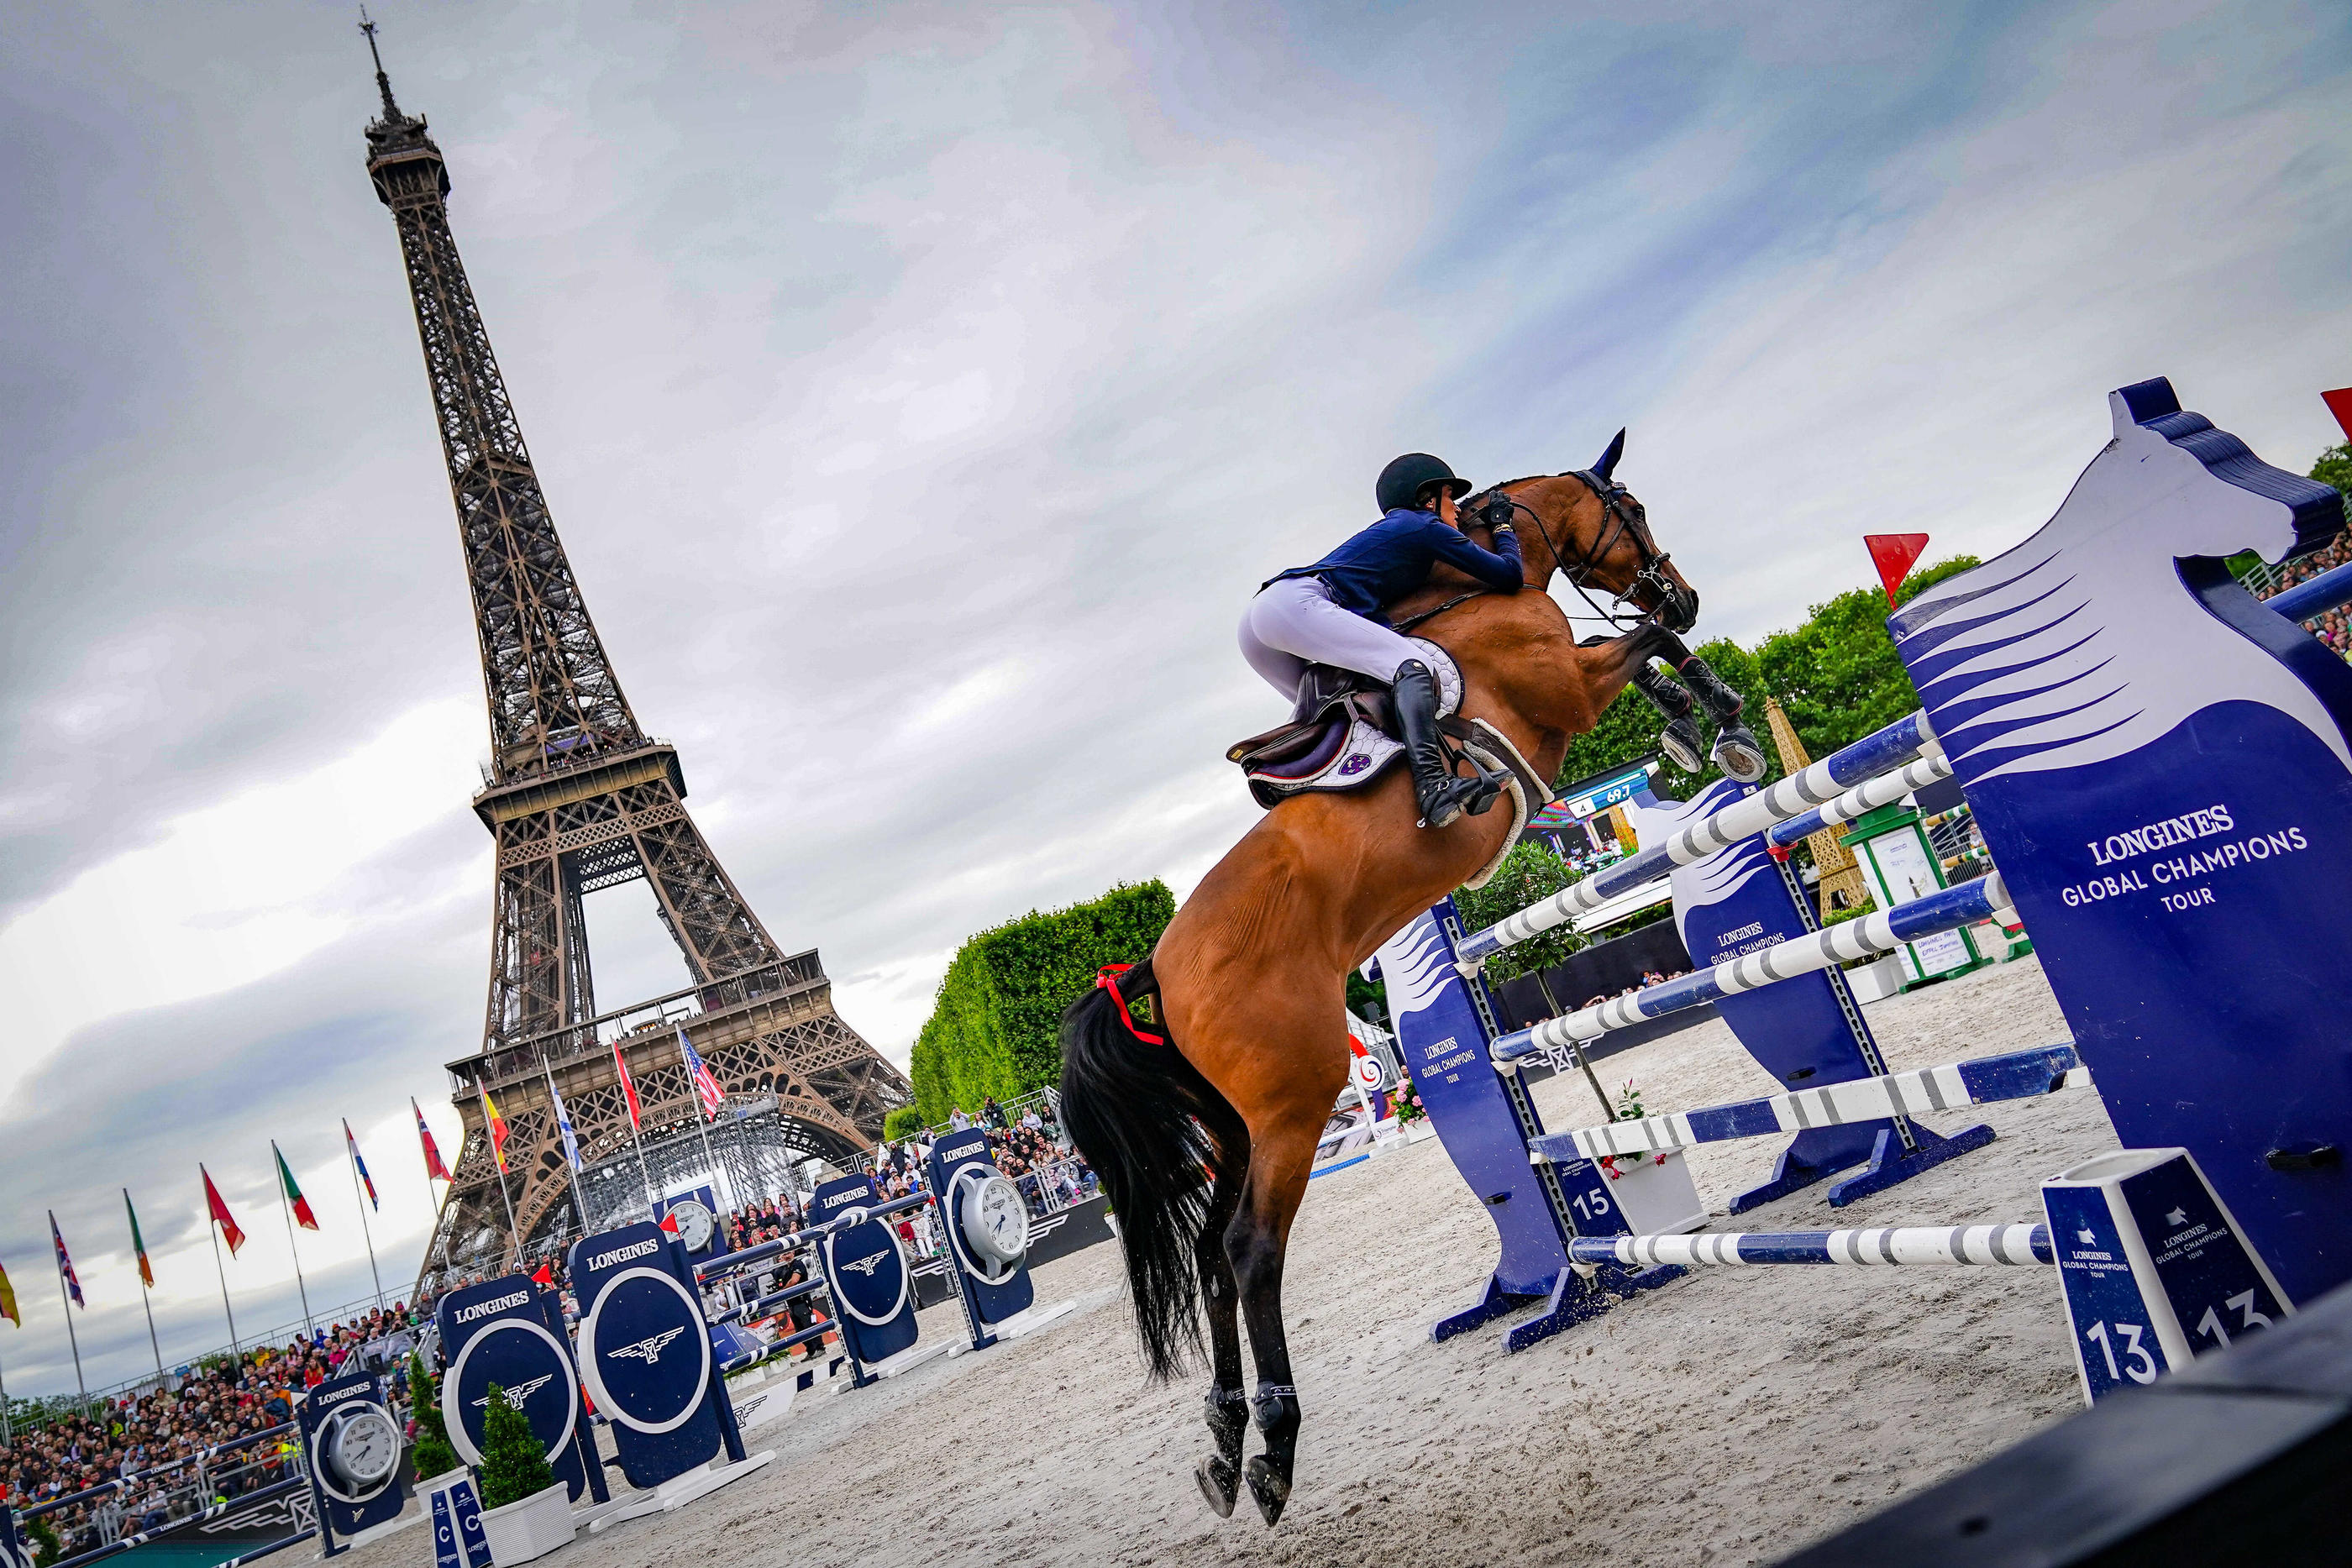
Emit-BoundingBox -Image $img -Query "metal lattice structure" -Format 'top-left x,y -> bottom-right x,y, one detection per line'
356,29 -> 909,1293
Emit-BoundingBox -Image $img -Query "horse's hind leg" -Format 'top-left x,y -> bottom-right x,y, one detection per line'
1195,1128 -> 1251,1518
1225,1112 -> 1321,1526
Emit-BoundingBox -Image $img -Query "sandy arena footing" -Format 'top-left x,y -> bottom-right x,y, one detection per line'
344,954 -> 2105,1568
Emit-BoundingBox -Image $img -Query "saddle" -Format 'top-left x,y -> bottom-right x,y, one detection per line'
1225,663 -> 1403,778
1224,640 -> 1554,868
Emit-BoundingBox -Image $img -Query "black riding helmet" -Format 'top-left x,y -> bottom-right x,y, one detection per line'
1376,453 -> 1473,516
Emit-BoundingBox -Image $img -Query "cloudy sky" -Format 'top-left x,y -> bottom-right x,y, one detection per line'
3,0 -> 2348,1396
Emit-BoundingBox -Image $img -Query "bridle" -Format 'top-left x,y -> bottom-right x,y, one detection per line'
1473,471 -> 1690,629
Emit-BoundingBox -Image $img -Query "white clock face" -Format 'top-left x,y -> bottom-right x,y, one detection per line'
960,1172 -> 1030,1265
327,1406 -> 401,1490
669,1199 -> 714,1251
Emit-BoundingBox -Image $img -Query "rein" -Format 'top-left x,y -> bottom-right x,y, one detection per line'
1490,471 -> 1682,631
1387,590 -> 1488,636
1389,473 -> 1682,635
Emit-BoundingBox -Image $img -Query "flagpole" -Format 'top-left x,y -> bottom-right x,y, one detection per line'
417,1101 -> 445,1279
616,1045 -> 658,1222
127,1189 -> 164,1382
345,1126 -> 384,1311
678,1032 -> 727,1209
272,1145 -> 315,1335
543,1064 -> 591,1235
495,1162 -> 522,1273
49,1212 -> 87,1415
206,1172 -> 242,1360
1,1350 -> 12,1445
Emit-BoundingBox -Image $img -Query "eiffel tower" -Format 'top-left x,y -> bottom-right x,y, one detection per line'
357,25 -> 909,1284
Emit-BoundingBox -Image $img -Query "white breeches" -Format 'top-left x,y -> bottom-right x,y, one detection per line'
1239,576 -> 1423,700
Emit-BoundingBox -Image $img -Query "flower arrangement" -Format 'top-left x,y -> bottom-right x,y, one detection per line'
1390,1072 -> 1425,1125
1598,1078 -> 1666,1177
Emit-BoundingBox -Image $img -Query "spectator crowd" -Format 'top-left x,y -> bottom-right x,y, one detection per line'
1,1303 -> 428,1559
5,1099 -> 1100,1560
2255,528 -> 2352,652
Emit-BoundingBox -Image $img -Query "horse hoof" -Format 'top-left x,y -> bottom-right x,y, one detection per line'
1658,719 -> 1706,774
1196,1455 -> 1240,1518
1245,1455 -> 1291,1526
1713,726 -> 1767,783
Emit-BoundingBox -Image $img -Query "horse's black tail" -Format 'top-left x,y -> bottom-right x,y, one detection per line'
1058,962 -> 1241,1383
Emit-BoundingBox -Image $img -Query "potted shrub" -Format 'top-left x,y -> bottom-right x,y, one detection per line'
472,1384 -> 574,1565
407,1353 -> 461,1486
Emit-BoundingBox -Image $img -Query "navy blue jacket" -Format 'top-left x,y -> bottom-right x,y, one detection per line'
1269,509 -> 1524,617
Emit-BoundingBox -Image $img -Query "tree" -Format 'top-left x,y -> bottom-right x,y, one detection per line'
881,1105 -> 926,1142
407,1353 -> 459,1481
1452,842 -> 1587,983
2311,440 -> 2352,499
473,1384 -> 555,1510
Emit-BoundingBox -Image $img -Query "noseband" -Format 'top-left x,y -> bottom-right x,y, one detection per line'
1476,472 -> 1685,628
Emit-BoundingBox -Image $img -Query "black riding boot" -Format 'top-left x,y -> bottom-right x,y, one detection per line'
1394,659 -> 1500,829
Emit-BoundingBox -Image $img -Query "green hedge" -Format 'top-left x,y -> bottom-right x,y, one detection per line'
910,881 -> 1176,1124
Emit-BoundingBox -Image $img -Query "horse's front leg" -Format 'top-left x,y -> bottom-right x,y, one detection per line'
1580,626 -> 1709,773
1588,623 -> 1766,782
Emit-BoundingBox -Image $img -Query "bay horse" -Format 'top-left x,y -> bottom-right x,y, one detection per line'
1058,436 -> 1751,1526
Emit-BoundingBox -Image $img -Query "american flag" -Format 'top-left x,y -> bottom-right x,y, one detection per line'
678,1029 -> 723,1121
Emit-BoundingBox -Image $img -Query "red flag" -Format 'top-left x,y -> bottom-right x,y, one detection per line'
202,1165 -> 248,1255
659,1209 -> 680,1238
412,1098 -> 451,1183
273,1143 -> 319,1230
612,1044 -> 643,1130
531,1261 -> 554,1287
1865,533 -> 1931,607
2325,387 -> 2352,442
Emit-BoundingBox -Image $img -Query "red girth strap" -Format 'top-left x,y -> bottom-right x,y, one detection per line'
1096,963 -> 1167,1046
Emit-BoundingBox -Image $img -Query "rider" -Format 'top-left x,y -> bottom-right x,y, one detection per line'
1242,453 -> 1524,828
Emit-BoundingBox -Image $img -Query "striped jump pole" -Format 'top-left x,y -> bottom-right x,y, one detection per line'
1530,1042 -> 2088,1164
1565,1223 -> 2054,1271
1761,753 -> 1954,852
1492,871 -> 2013,1069
1457,708 -> 1942,965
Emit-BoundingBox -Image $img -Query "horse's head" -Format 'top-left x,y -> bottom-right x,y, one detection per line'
1462,431 -> 1699,632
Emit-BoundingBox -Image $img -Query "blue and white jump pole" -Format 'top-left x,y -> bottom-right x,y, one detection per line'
1383,379 -> 2352,1368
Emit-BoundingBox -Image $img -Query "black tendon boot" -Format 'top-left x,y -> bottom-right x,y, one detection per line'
1394,660 -> 1499,828
1198,1387 -> 1247,1518
1627,660 -> 1707,774
1674,654 -> 1767,781
1245,1382 -> 1301,1527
